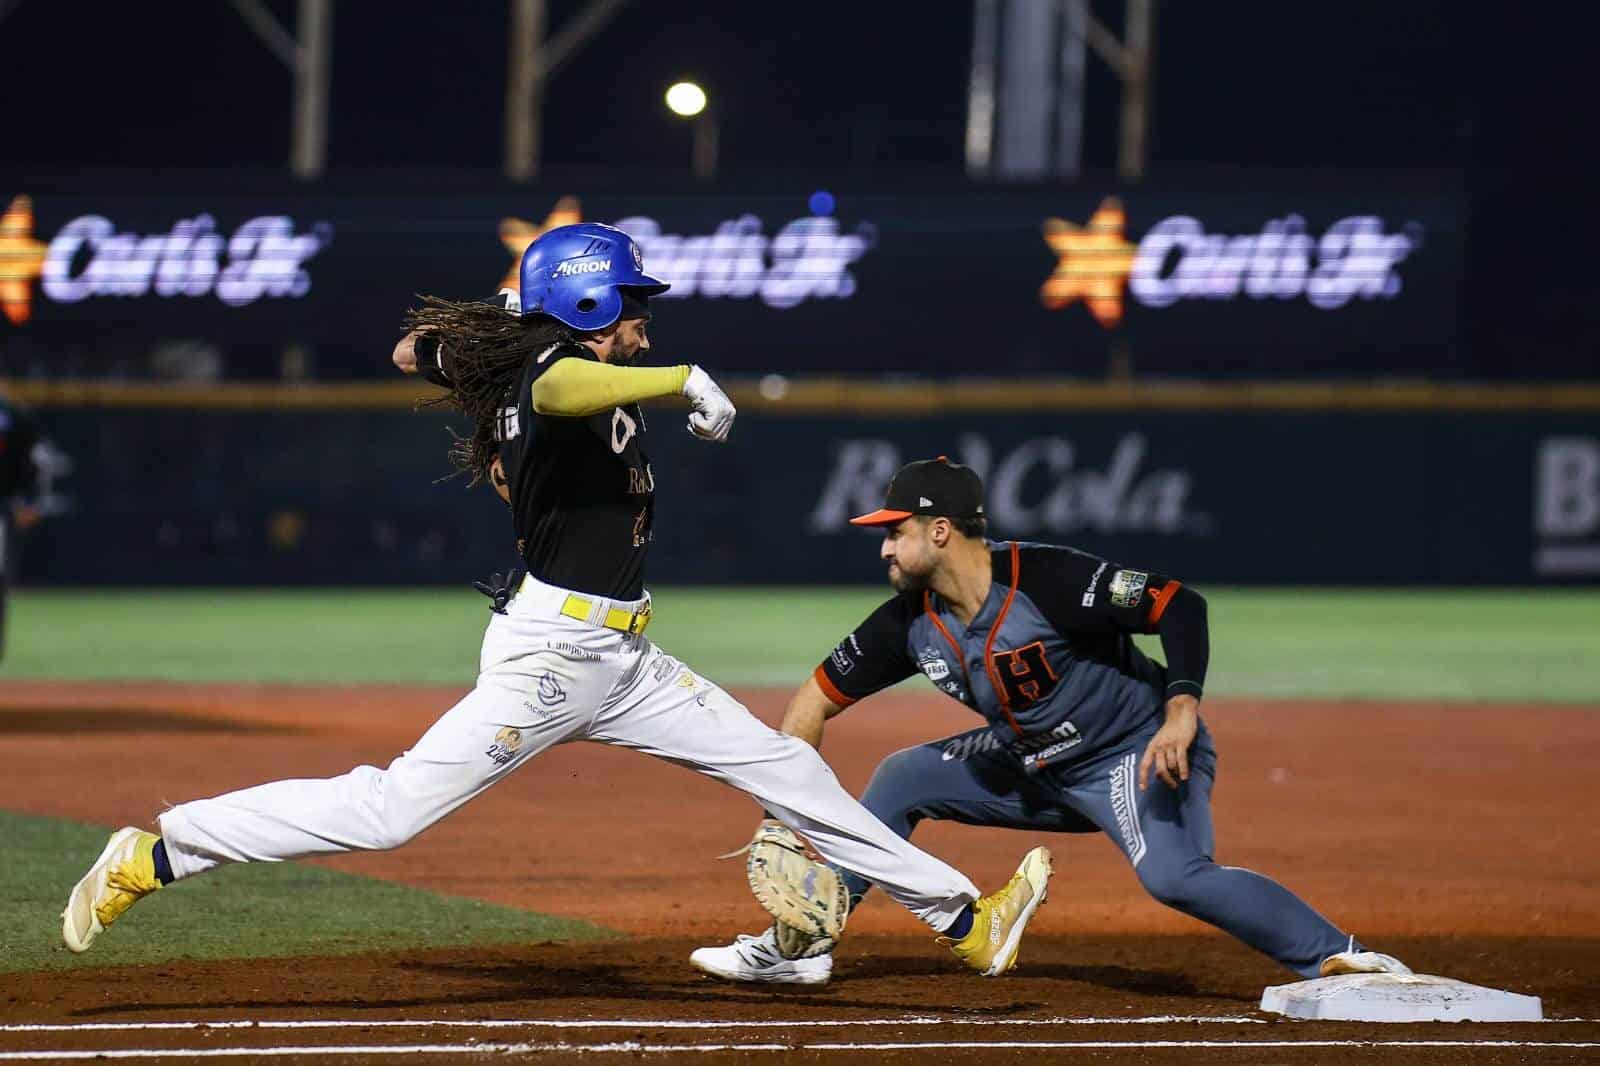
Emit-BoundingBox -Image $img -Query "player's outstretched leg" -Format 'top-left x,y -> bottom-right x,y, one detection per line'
59,620 -> 616,952
691,850 -> 1052,984
693,728 -> 1086,984
591,651 -> 1052,976
1074,736 -> 1410,979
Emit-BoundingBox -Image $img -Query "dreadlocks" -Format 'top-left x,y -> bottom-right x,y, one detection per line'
403,295 -> 579,486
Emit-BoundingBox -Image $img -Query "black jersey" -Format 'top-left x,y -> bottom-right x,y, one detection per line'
0,397 -> 41,502
814,542 -> 1208,774
494,341 -> 656,600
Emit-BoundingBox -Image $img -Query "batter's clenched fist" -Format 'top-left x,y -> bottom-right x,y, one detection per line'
682,365 -> 736,442
1139,694 -> 1200,790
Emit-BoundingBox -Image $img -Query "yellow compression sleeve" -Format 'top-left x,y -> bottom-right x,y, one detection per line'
529,359 -> 691,418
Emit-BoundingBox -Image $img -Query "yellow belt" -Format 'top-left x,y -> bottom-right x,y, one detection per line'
559,593 -> 652,636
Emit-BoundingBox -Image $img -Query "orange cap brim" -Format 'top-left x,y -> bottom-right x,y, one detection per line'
848,509 -> 915,527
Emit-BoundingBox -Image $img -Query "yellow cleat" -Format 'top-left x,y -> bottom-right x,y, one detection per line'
939,846 -> 1053,976
61,827 -> 163,953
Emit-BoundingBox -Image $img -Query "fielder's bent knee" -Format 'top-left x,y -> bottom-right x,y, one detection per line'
1138,861 -> 1207,912
860,745 -> 945,829
864,744 -> 941,794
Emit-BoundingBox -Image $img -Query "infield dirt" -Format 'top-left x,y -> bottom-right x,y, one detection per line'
2,681 -> 1597,1063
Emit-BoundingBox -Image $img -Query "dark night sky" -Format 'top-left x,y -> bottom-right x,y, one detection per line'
2,0 -> 1490,177
3,0 -> 1588,357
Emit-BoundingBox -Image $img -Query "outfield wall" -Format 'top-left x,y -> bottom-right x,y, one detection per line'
14,391 -> 1599,586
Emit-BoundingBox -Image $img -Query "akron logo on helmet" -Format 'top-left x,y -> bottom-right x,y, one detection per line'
552,258 -> 611,278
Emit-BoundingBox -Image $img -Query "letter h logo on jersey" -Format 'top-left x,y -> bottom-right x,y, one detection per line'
991,641 -> 1059,707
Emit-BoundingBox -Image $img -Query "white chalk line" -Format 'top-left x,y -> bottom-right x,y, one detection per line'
0,1015 -> 1269,1034
2,1039 -> 1600,1059
6,1013 -> 1595,1035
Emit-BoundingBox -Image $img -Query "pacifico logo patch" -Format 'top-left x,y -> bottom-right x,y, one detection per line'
1109,569 -> 1149,609
536,671 -> 567,707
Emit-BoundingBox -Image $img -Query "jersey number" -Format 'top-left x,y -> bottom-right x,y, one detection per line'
991,642 -> 1059,707
611,407 -> 637,454
495,404 -> 520,443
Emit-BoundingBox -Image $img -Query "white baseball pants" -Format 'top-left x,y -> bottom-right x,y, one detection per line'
158,575 -> 979,931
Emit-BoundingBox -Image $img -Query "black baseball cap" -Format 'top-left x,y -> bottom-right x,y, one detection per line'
849,456 -> 986,527
617,286 -> 654,322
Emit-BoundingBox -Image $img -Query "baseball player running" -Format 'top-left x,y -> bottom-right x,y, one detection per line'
60,224 -> 1051,978
691,457 -> 1410,985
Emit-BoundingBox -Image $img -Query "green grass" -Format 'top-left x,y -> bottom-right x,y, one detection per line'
3,587 -> 1597,703
0,810 -> 610,973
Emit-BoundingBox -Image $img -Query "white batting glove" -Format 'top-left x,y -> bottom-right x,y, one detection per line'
682,364 -> 736,443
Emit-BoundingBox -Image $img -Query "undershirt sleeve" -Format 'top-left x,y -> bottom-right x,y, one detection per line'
813,593 -> 920,708
530,359 -> 689,417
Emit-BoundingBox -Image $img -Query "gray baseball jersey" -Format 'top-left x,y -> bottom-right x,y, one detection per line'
815,541 -> 1207,775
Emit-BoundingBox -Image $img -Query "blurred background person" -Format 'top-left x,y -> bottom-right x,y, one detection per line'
0,389 -> 44,661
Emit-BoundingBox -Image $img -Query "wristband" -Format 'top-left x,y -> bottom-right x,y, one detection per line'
415,334 -> 451,387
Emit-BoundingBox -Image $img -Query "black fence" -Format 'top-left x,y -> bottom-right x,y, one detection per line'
15,402 -> 1599,586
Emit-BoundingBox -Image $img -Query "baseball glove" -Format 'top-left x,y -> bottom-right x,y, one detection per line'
735,821 -> 848,960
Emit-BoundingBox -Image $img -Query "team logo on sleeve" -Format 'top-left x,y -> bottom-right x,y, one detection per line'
1109,569 -> 1149,608
916,648 -> 950,682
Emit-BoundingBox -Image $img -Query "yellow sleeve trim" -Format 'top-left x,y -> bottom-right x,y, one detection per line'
530,360 -> 690,417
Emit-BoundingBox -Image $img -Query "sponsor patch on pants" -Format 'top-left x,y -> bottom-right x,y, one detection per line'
486,726 -> 523,766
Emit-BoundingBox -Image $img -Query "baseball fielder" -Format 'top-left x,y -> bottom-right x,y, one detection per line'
0,391 -> 44,662
61,224 -> 1051,977
691,457 -> 1411,985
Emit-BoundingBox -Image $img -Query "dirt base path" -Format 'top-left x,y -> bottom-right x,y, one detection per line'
3,682 -> 1598,1061
3,936 -> 1596,1063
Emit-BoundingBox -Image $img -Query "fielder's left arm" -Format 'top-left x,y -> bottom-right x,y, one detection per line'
778,675 -> 850,750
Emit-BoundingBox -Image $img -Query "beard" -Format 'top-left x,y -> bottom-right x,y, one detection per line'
888,561 -> 930,593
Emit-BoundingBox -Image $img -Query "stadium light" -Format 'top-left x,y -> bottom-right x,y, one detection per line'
665,81 -> 708,117
665,81 -> 717,180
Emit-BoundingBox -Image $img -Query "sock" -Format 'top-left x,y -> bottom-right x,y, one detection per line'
152,839 -> 174,885
947,904 -> 974,940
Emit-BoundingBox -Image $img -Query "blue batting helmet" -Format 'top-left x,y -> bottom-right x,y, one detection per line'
518,222 -> 670,331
